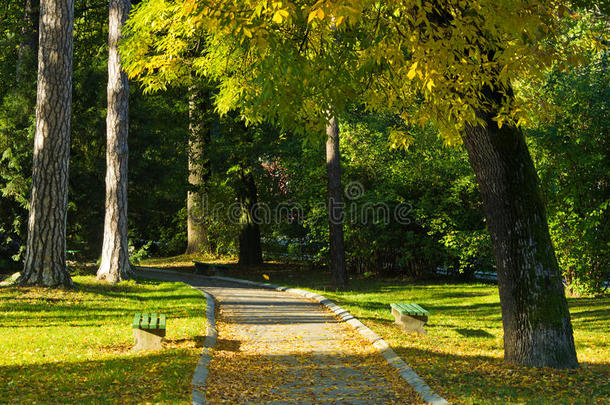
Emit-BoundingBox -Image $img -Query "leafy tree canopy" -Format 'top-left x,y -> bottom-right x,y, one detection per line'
122,0 -> 603,144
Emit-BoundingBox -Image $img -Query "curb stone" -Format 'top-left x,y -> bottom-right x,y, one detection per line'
209,275 -> 450,405
134,268 -> 217,405
190,288 -> 217,405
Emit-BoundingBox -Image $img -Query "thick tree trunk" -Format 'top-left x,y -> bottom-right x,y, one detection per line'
185,87 -> 211,255
97,0 -> 131,283
237,169 -> 263,266
18,0 -> 74,287
462,109 -> 578,368
325,116 -> 348,289
16,0 -> 39,81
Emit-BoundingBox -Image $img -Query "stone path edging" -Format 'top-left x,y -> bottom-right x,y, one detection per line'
191,288 -> 217,405
209,275 -> 450,405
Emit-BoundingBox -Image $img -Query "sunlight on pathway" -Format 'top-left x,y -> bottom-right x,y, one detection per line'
204,285 -> 422,404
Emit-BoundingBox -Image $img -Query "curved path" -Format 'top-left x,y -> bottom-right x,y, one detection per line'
139,269 -> 422,404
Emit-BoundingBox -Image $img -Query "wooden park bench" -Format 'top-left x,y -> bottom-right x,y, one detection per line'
390,303 -> 430,335
193,261 -> 229,276
133,313 -> 166,351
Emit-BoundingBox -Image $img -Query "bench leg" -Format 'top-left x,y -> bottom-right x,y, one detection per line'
133,328 -> 164,351
392,308 -> 427,335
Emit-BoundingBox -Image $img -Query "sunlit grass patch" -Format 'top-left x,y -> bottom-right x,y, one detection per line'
0,275 -> 206,404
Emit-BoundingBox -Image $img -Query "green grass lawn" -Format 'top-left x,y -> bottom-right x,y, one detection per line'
143,260 -> 608,405
0,275 -> 206,404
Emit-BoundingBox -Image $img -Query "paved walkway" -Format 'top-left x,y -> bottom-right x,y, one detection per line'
140,270 -> 421,404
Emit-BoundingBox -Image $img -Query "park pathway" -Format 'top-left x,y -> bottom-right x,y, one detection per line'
139,269 -> 422,404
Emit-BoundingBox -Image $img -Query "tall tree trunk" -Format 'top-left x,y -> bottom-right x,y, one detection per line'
97,0 -> 131,283
326,116 -> 348,289
185,87 -> 211,255
237,168 -> 263,266
462,101 -> 578,368
18,0 -> 74,287
16,0 -> 39,81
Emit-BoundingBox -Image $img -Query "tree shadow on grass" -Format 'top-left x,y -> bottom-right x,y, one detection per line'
0,276 -> 207,328
166,335 -> 207,348
0,300 -> 205,328
455,328 -> 495,338
0,349 -> 198,404
74,279 -> 186,297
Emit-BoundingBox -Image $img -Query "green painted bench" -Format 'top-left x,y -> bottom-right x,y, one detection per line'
193,261 -> 229,276
133,313 -> 166,351
390,303 -> 430,335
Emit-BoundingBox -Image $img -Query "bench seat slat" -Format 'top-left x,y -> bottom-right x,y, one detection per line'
410,303 -> 430,316
133,313 -> 141,328
396,303 -> 415,314
391,303 -> 429,316
404,303 -> 415,314
393,303 -> 413,314
133,313 -> 167,330
149,313 -> 158,329
405,303 -> 421,316
141,313 -> 150,329
410,303 -> 425,316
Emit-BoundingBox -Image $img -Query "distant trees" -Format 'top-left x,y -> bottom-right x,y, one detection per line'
325,117 -> 347,289
18,0 -> 74,286
0,0 -> 39,260
526,43 -> 609,296
16,0 -> 39,82
236,167 -> 263,265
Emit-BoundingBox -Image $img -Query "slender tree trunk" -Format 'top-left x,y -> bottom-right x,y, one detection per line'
326,116 -> 348,289
18,0 -> 74,287
185,87 -> 211,255
237,168 -> 263,266
462,101 -> 578,368
16,0 -> 39,81
97,0 -> 131,283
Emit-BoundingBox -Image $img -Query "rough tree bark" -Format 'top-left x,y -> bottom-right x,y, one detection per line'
237,168 -> 263,266
18,0 -> 74,287
185,87 -> 212,255
461,92 -> 578,368
97,0 -> 131,283
325,116 -> 348,289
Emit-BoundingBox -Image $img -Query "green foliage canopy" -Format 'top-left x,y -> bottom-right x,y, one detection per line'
122,0 -> 602,143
